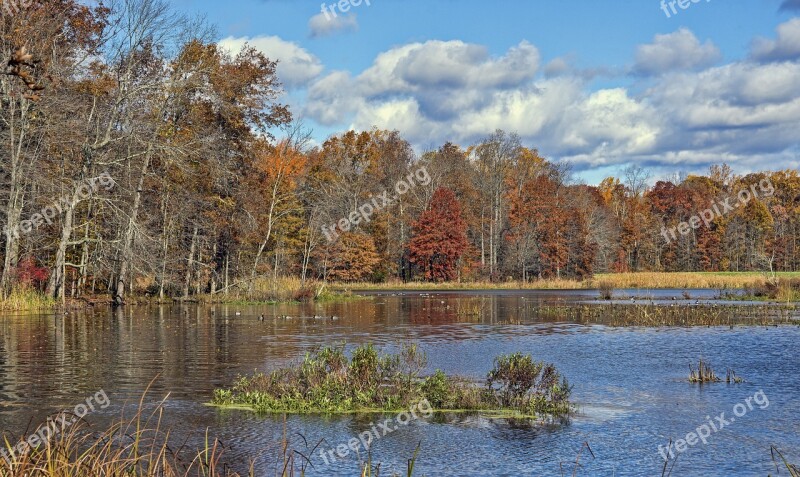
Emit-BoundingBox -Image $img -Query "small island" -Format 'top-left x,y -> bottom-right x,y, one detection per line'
212,344 -> 572,419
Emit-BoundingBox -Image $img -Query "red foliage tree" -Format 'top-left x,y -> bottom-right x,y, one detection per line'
409,188 -> 469,282
15,258 -> 49,289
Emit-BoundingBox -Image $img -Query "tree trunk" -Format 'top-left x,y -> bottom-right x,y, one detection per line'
112,144 -> 153,305
183,226 -> 198,299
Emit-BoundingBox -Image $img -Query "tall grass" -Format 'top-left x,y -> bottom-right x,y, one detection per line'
195,277 -> 333,304
516,303 -> 795,327
329,272 -> 800,292
0,393 -> 249,477
742,277 -> 800,302
593,272 -> 800,290
0,287 -> 56,312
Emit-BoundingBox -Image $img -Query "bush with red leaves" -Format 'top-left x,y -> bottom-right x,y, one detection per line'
14,257 -> 50,289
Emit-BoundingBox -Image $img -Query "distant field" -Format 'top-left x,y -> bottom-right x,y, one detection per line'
332,272 -> 800,291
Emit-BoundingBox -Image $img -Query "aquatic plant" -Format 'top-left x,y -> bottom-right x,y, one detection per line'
213,344 -> 572,418
689,359 -> 720,383
486,353 -> 572,416
597,282 -> 614,300
726,368 -> 744,384
520,303 -> 796,328
771,446 -> 800,477
0,390 -> 247,477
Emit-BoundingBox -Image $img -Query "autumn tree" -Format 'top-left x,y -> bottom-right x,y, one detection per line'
408,188 -> 469,282
324,232 -> 380,282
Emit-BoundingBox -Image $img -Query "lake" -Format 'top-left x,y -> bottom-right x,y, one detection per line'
0,290 -> 798,476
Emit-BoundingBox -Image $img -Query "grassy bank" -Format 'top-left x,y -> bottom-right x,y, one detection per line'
593,272 -> 800,290
0,277 -> 361,312
3,272 -> 799,312
212,344 -> 572,418
329,272 -> 800,293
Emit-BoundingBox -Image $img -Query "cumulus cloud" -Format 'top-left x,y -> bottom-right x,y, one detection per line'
633,28 -> 721,75
305,71 -> 364,125
218,35 -> 324,87
299,32 -> 799,175
750,18 -> 800,62
358,40 -> 540,93
308,12 -> 358,38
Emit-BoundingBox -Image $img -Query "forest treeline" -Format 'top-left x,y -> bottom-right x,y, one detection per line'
1,1 -> 798,304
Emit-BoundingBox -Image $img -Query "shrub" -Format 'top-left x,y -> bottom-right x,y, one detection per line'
421,370 -> 451,408
487,352 -> 572,415
597,281 -> 614,300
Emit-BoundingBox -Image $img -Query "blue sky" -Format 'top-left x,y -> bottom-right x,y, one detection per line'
173,0 -> 800,184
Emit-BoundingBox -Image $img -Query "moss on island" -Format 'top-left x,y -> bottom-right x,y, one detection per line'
212,344 -> 572,418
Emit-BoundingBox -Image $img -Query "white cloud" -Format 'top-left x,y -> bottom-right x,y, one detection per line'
218,35 -> 324,88
358,40 -> 540,94
305,71 -> 364,125
308,12 -> 358,38
751,18 -> 800,62
299,33 -> 799,175
633,28 -> 721,75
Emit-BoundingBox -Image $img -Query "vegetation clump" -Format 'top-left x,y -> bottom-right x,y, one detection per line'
689,359 -> 720,383
597,281 -> 614,300
213,344 -> 572,418
688,359 -> 743,384
742,277 -> 800,302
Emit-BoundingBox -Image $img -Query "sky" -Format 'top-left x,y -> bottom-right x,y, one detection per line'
171,0 -> 800,184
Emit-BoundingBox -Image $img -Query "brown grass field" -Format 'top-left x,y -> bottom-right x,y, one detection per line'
331,272 -> 800,291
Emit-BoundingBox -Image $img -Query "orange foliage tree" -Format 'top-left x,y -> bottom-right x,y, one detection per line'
408,188 -> 469,282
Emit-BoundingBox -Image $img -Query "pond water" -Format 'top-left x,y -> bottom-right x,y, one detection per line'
0,290 -> 798,476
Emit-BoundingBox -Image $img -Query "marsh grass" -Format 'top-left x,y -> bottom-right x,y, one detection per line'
517,303 -> 796,327
359,444 -> 420,477
771,446 -> 800,477
0,391 -> 249,477
597,282 -> 614,300
329,272 -> 800,292
0,388 -> 422,477
190,277 -> 356,305
212,344 -> 572,418
0,286 -> 56,312
590,272 -> 800,290
741,278 -> 800,303
689,359 -> 720,383
725,368 -> 744,384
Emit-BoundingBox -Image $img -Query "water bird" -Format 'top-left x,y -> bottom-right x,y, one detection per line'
235,311 -> 241,316
259,314 -> 265,322
330,315 -> 339,321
